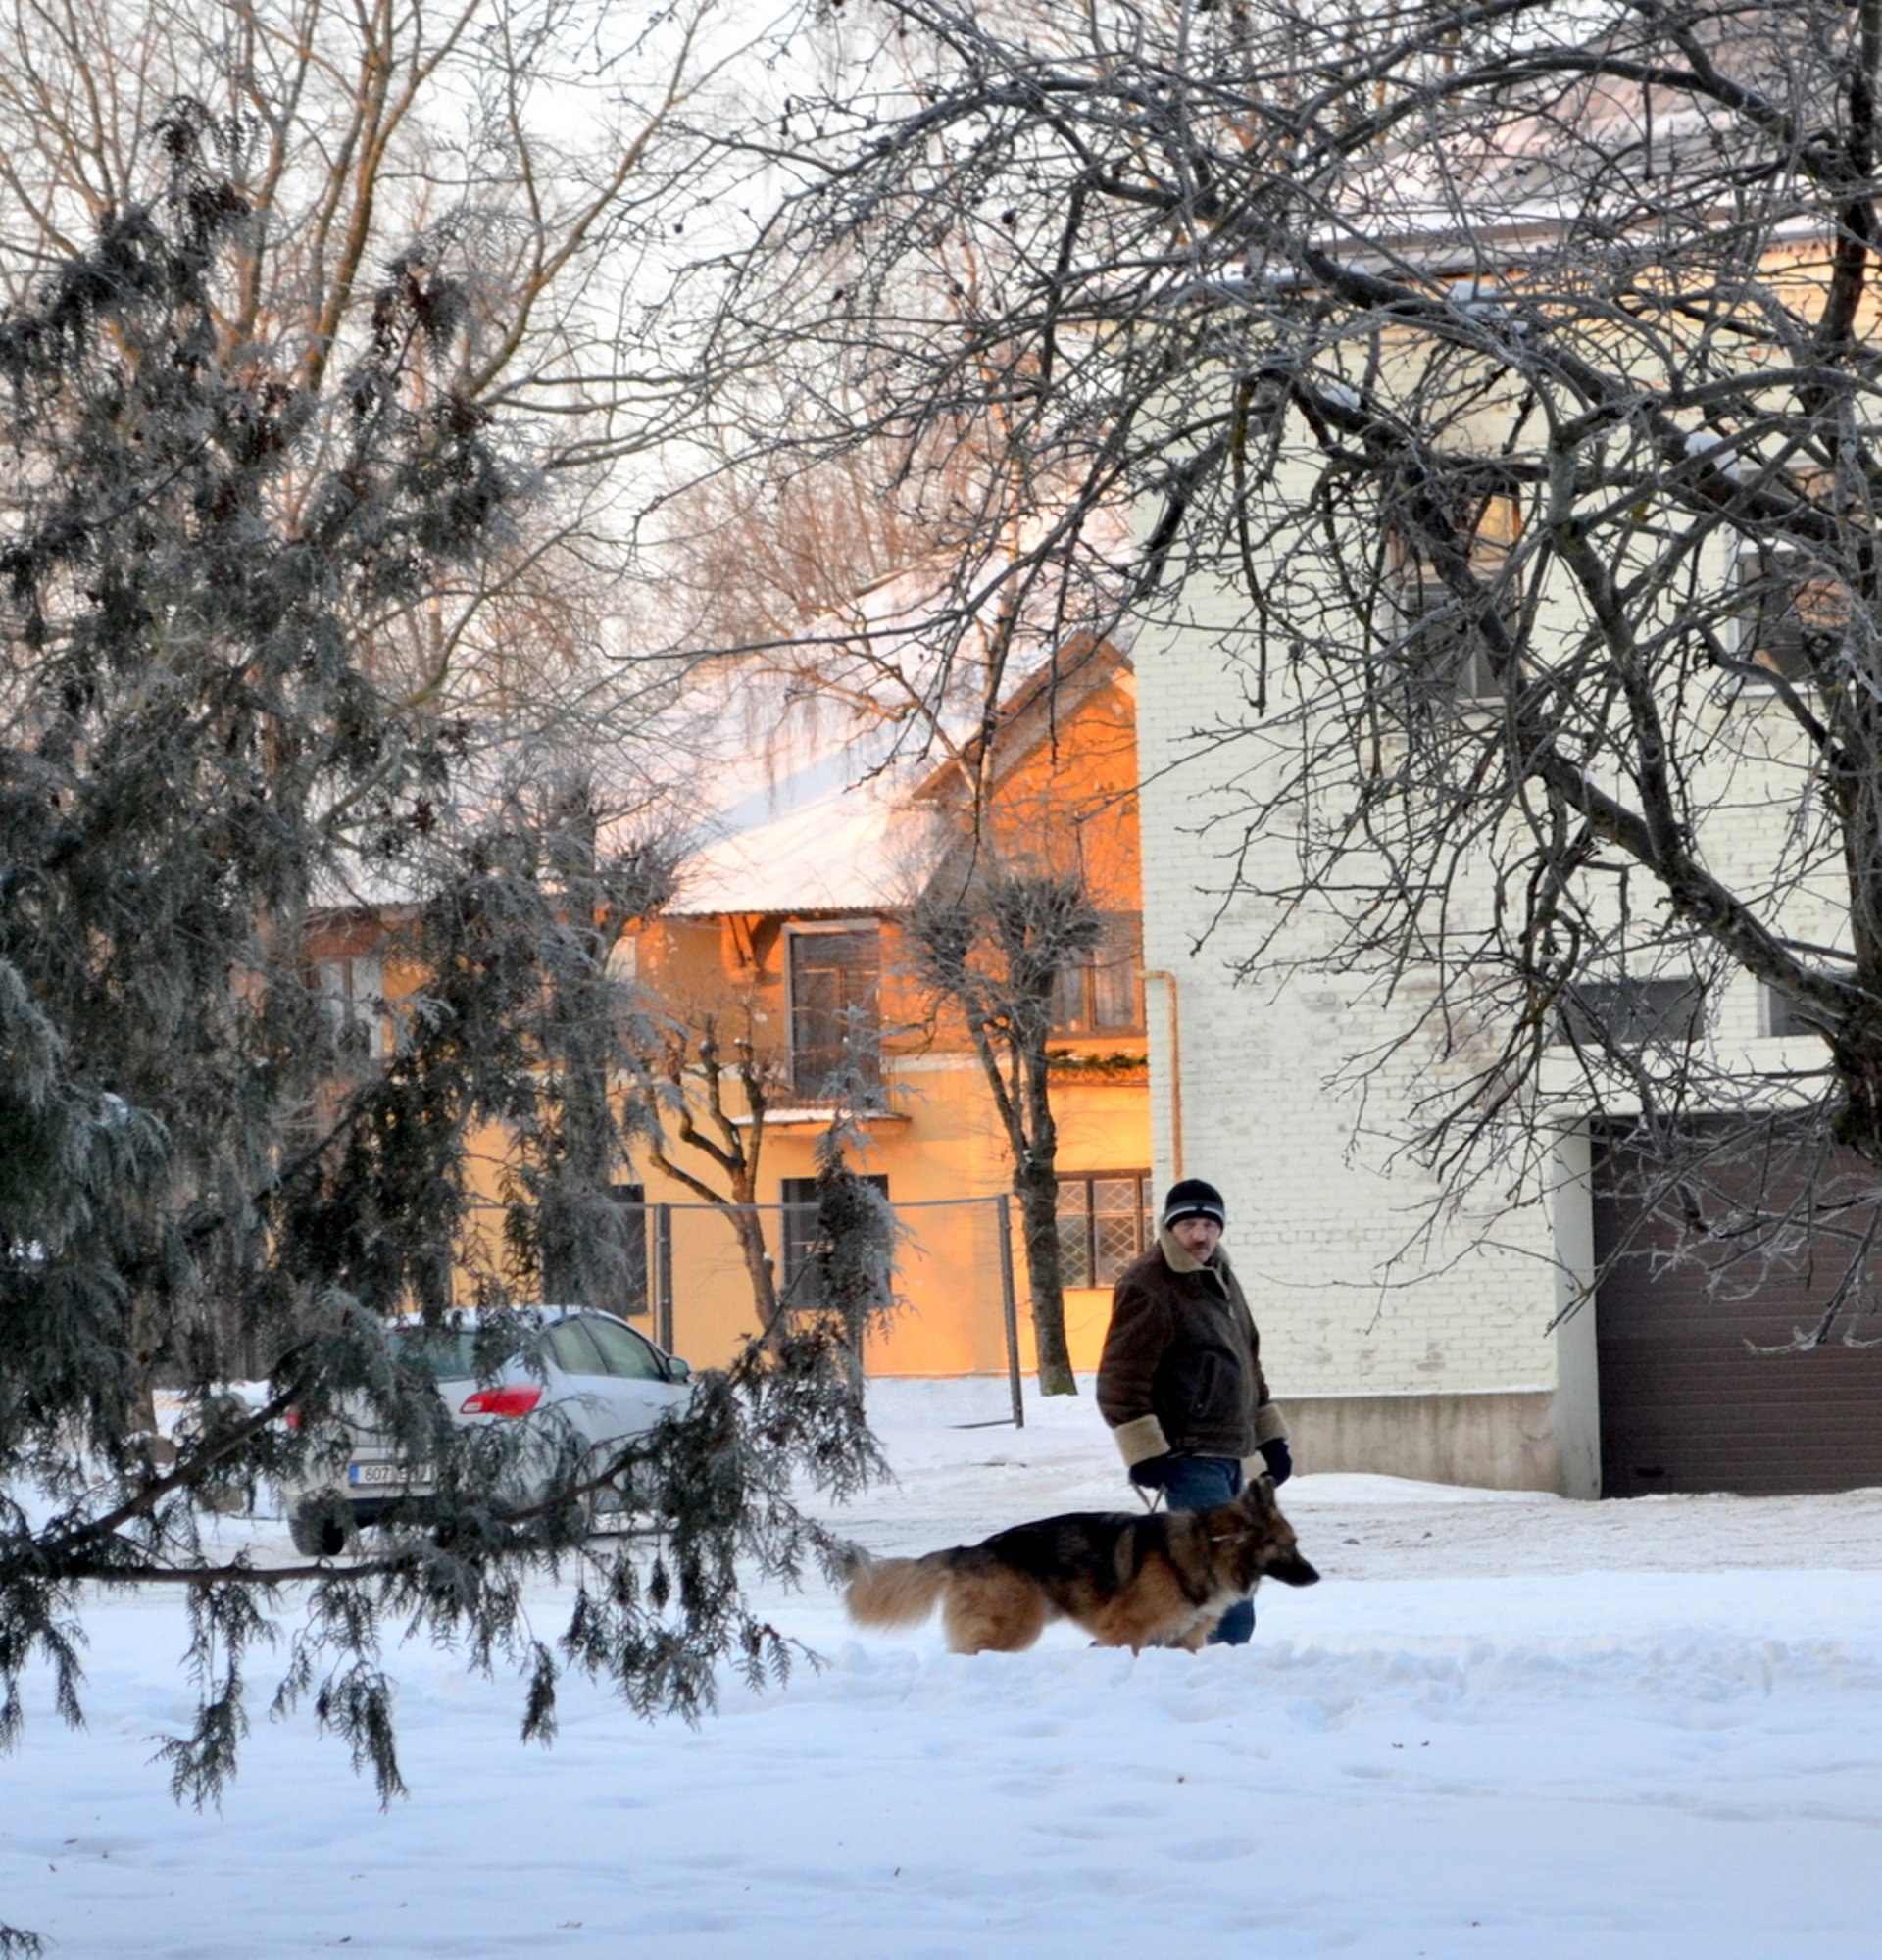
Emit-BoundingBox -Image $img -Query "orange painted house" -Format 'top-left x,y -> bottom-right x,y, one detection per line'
610,631 -> 1152,1380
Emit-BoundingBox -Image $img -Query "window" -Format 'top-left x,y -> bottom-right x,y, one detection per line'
546,1312 -> 669,1380
610,1182 -> 651,1320
1051,913 -> 1144,1036
1762,984 -> 1826,1040
1558,976 -> 1706,1049
312,954 -> 391,1061
787,926 -> 881,1099
779,1174 -> 891,1312
1056,1172 -> 1155,1288
579,1311 -> 669,1381
544,1316 -> 607,1375
1726,544 -> 1847,685
388,1324 -> 479,1379
1385,489 -> 1520,702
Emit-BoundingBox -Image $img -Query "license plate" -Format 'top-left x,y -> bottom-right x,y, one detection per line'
347,1461 -> 410,1488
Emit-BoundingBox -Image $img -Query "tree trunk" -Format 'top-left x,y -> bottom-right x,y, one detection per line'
907,873 -> 1093,1395
1014,1154 -> 1076,1396
127,1295 -> 176,1471
729,1200 -> 782,1339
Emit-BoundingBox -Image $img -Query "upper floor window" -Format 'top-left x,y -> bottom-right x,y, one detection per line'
1557,975 -> 1706,1050
313,954 -> 392,1061
1051,913 -> 1144,1036
787,925 -> 881,1099
1384,489 -> 1521,703
1726,543 -> 1847,686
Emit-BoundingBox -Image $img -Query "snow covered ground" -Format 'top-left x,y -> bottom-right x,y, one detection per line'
9,1376 -> 1882,1958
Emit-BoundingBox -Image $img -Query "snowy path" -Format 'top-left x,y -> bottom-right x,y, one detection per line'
6,1380 -> 1882,1958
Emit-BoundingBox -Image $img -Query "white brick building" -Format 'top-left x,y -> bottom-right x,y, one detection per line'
1130,465 -> 1871,1497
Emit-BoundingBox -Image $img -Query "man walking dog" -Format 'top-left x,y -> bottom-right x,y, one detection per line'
1096,1177 -> 1293,1646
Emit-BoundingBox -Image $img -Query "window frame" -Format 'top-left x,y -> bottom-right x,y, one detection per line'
1557,976 -> 1707,1050
312,952 -> 393,1060
784,920 -> 884,1101
1055,1171 -> 1156,1290
1050,912 -> 1146,1038
1383,488 -> 1522,704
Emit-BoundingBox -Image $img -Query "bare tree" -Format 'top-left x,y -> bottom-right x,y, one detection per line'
0,0 -> 787,724
909,858 -> 1101,1395
622,1002 -> 785,1336
647,432 -> 968,654
706,0 -> 1882,1323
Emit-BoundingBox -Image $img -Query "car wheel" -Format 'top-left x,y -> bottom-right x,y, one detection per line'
288,1498 -> 352,1558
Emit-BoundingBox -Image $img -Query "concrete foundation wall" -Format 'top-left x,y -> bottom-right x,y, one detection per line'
1285,1389 -> 1565,1494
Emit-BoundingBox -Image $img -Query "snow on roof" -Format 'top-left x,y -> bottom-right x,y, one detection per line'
298,524 -> 1133,925
665,669 -> 947,916
1313,14 -> 1839,268
651,541 -> 1130,919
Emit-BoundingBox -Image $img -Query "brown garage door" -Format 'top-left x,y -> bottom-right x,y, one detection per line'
1593,1121 -> 1882,1497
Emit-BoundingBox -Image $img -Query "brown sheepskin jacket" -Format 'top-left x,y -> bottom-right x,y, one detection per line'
1095,1226 -> 1286,1477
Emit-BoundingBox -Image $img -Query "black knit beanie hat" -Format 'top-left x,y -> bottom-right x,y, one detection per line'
1162,1177 -> 1226,1229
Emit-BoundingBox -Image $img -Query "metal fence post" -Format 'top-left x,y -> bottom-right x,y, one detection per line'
996,1193 -> 1024,1429
655,1202 -> 674,1355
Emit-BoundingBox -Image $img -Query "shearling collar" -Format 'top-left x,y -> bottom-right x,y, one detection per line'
1157,1223 -> 1230,1278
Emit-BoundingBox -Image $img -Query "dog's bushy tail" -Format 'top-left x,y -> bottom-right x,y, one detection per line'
845,1552 -> 951,1629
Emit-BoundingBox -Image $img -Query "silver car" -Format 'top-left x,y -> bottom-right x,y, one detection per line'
285,1306 -> 694,1555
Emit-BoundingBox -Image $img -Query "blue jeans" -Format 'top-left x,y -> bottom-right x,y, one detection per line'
1156,1455 -> 1255,1646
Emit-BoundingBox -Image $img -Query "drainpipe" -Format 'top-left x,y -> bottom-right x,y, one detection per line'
1142,969 -> 1183,1180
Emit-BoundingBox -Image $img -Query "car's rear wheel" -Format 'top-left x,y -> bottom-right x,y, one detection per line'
288,1499 -> 353,1558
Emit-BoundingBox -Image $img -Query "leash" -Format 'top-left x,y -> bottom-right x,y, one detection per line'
1135,1469 -> 1269,1522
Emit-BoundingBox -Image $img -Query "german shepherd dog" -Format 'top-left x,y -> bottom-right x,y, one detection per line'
845,1480 -> 1319,1654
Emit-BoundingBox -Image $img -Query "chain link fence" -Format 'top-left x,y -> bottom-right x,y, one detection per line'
466,1190 -> 1029,1426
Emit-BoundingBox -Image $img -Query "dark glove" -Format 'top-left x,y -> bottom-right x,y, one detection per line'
1259,1438 -> 1294,1487
1128,1452 -> 1174,1490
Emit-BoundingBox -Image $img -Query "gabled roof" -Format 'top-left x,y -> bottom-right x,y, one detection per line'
912,633 -> 1134,809
653,547 -> 1133,919
664,672 -> 945,916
